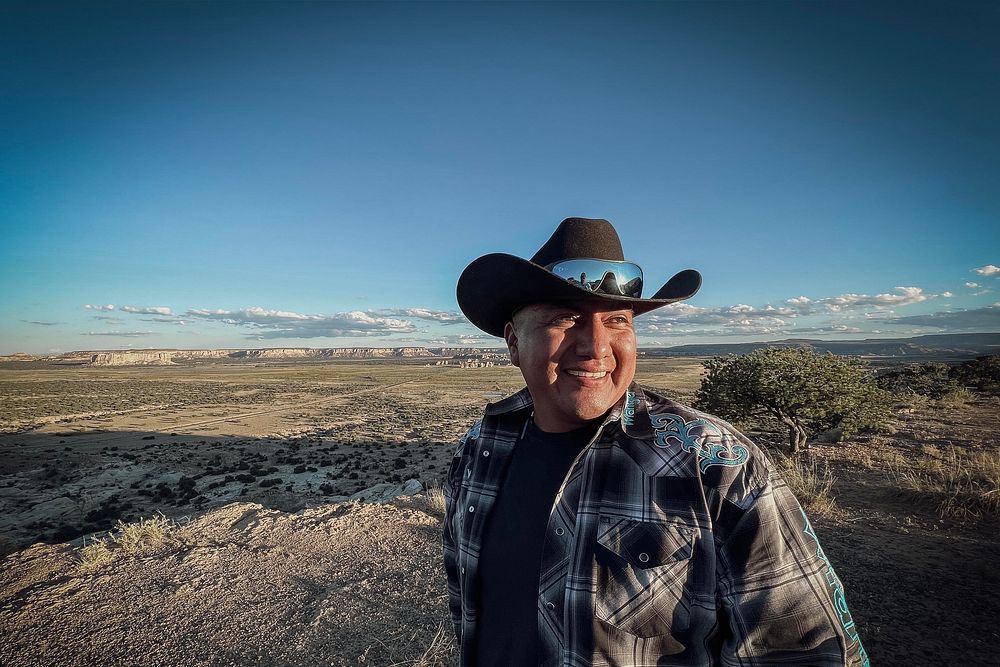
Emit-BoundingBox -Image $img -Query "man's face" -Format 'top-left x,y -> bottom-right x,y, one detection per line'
504,301 -> 637,432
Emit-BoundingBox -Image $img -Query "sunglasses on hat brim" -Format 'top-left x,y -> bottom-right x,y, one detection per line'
545,258 -> 643,299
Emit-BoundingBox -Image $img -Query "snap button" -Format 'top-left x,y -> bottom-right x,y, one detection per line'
546,601 -> 555,611
638,552 -> 650,563
482,450 -> 490,457
555,527 -> 565,536
468,505 -> 475,513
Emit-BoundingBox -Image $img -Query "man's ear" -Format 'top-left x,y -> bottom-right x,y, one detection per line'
503,321 -> 520,367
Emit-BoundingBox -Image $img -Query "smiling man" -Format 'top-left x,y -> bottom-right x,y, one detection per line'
444,217 -> 868,666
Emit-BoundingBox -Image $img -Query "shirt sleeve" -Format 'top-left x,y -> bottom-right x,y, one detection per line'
442,427 -> 473,645
715,467 -> 870,666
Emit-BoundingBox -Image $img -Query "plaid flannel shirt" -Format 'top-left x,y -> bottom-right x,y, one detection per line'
442,382 -> 869,667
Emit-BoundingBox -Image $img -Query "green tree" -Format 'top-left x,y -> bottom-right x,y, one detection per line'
951,355 -> 1000,395
875,362 -> 958,399
695,347 -> 893,453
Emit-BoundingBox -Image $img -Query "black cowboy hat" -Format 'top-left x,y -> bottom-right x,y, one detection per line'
457,217 -> 702,337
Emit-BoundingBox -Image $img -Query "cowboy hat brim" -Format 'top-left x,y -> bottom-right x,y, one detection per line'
457,253 -> 702,338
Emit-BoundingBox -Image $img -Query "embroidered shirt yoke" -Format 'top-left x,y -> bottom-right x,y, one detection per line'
442,383 -> 869,667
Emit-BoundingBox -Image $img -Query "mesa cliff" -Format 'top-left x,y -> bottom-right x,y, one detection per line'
86,347 -> 443,366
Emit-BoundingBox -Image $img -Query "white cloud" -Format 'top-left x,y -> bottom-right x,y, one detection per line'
786,324 -> 864,334
942,291 -> 953,297
373,308 -> 466,324
83,331 -> 157,337
877,304 -> 1000,330
84,304 -> 115,311
185,306 -> 416,339
973,264 -> 999,276
966,282 -> 980,288
638,284 -> 941,339
121,305 -> 173,316
659,302 -> 707,315
816,286 -> 930,311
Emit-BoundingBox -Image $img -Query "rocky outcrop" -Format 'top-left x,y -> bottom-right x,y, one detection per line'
90,351 -> 176,366
85,347 -> 438,365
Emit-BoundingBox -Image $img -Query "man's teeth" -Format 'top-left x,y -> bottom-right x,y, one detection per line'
567,370 -> 608,378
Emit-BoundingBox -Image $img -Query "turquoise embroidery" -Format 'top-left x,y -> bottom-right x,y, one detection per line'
801,509 -> 870,667
649,413 -> 749,472
460,420 -> 481,445
621,390 -> 638,427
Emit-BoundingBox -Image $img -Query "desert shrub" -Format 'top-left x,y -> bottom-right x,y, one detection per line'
889,445 -> 1000,519
115,513 -> 173,554
774,454 -> 837,516
876,362 -> 963,400
938,386 -> 976,408
76,513 -> 174,571
413,480 -> 447,517
695,348 -> 893,452
78,538 -> 115,572
951,355 -> 1000,395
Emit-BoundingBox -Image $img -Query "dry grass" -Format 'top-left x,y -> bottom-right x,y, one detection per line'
409,623 -> 457,667
115,513 -> 173,554
890,445 -> 1000,519
77,513 -> 175,571
937,387 -> 977,409
776,453 -> 837,516
78,538 -> 115,572
411,480 -> 447,518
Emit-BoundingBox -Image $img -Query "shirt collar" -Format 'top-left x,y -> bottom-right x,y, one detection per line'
483,381 -> 655,441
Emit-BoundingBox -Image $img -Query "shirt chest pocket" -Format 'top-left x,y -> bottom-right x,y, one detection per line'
593,517 -> 695,639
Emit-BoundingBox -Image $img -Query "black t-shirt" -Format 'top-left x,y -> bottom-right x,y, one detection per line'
474,417 -> 596,667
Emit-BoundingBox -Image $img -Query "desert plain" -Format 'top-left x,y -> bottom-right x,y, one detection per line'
1,355 -> 998,666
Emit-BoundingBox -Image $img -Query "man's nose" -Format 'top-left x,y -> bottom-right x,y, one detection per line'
574,316 -> 611,359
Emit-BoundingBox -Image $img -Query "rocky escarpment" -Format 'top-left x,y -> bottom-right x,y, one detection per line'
230,347 -> 433,360
85,347 -> 437,366
90,351 -> 177,366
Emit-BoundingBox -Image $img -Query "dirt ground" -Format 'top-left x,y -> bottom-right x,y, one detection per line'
789,401 -> 1000,665
1,358 -> 998,665
0,499 -> 456,667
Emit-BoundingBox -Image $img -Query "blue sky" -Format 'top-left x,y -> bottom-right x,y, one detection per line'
1,1 -> 998,354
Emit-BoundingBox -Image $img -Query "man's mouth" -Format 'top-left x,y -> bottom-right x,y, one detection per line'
566,370 -> 609,379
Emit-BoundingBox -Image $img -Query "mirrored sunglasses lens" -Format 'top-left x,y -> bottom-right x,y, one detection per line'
547,260 -> 643,298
